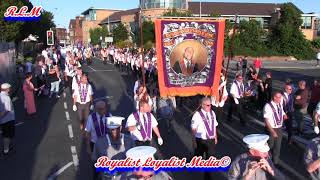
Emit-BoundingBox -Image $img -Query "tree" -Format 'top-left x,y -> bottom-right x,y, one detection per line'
236,20 -> 267,54
0,0 -> 30,42
89,27 -> 109,45
269,3 -> 314,59
132,21 -> 155,48
112,23 -> 129,43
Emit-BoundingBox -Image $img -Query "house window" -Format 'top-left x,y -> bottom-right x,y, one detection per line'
301,16 -> 312,29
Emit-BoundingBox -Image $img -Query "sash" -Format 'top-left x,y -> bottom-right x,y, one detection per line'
235,81 -> 244,97
268,102 -> 283,127
92,113 -> 106,138
179,59 -> 194,76
133,112 -> 152,141
198,110 -> 215,139
79,84 -> 89,103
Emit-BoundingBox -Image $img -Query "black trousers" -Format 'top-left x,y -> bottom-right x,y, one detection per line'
135,140 -> 151,146
267,128 -> 283,165
194,138 -> 216,159
227,98 -> 246,125
284,112 -> 293,141
76,102 -> 90,126
212,106 -> 223,123
65,76 -> 73,94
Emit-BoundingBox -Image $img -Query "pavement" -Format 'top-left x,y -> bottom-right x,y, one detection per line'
0,58 -> 319,180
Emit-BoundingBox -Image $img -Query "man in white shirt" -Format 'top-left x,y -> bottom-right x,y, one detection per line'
314,102 -> 320,133
0,83 -> 15,155
227,74 -> 248,126
264,91 -> 287,165
85,101 -> 112,153
64,55 -> 75,93
191,97 -> 218,180
72,67 -> 83,95
126,100 -> 163,146
212,73 -> 228,123
73,74 -> 94,130
191,97 -> 218,158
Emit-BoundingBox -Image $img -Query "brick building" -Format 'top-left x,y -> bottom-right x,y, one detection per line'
69,16 -> 84,46
55,27 -> 68,46
98,1 -> 318,41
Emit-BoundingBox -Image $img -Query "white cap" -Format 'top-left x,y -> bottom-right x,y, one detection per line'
243,134 -> 270,153
1,83 -> 11,90
126,146 -> 157,165
106,116 -> 125,129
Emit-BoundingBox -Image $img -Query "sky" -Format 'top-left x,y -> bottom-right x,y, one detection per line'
29,0 -> 319,29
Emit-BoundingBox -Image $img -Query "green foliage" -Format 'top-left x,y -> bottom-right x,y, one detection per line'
0,1 -> 55,43
162,8 -> 192,17
115,40 -> 133,49
269,3 -> 314,59
312,38 -> 320,49
0,0 -> 29,42
89,27 -> 109,45
132,21 -> 155,49
112,23 -> 129,43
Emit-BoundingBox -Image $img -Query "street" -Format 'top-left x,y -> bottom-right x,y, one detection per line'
0,58 -> 319,180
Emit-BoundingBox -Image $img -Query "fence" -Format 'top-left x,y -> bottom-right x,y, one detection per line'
0,42 -> 17,84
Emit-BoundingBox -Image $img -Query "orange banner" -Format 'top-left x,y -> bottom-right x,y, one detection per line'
155,19 -> 225,98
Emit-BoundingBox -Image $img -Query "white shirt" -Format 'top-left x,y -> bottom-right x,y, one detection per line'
85,112 -> 111,143
183,58 -> 191,68
134,94 -> 153,110
316,102 -> 320,116
125,112 -> 158,141
64,62 -> 75,77
73,83 -> 93,104
72,75 -> 82,91
191,109 -> 218,140
230,81 -> 244,99
263,101 -> 286,128
133,81 -> 140,95
0,91 -> 15,124
42,50 -> 48,59
317,52 -> 320,60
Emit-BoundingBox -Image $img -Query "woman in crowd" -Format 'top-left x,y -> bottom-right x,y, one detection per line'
23,73 -> 38,116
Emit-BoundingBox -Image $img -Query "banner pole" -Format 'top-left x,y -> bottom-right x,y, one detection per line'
225,15 -> 238,78
140,9 -> 146,86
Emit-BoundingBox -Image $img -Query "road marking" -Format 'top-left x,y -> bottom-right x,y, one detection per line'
15,122 -> 24,126
88,66 -> 96,72
93,96 -> 113,102
87,70 -> 115,72
64,102 -> 68,109
47,161 -> 74,180
65,111 -> 70,121
71,146 -> 79,167
68,125 -> 74,138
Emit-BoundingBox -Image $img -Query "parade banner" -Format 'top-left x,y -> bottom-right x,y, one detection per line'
155,19 -> 225,97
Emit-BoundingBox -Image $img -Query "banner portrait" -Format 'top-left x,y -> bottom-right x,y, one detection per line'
155,19 -> 225,97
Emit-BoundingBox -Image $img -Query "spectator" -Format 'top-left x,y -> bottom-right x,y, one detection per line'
308,79 -> 320,122
253,57 -> 262,75
242,56 -> 248,78
23,73 -> 38,116
294,80 -> 309,135
264,72 -> 273,102
316,51 -> 320,67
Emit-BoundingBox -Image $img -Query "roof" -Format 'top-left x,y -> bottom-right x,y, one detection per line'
81,7 -> 123,15
100,8 -> 140,25
188,2 -> 286,16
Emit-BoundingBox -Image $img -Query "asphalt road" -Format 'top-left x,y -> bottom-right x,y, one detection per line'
0,59 -> 318,180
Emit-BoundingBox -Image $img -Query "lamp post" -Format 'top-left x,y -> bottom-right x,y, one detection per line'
139,6 -> 146,86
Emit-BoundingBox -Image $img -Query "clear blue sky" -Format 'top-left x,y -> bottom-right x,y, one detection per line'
30,0 -> 319,29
